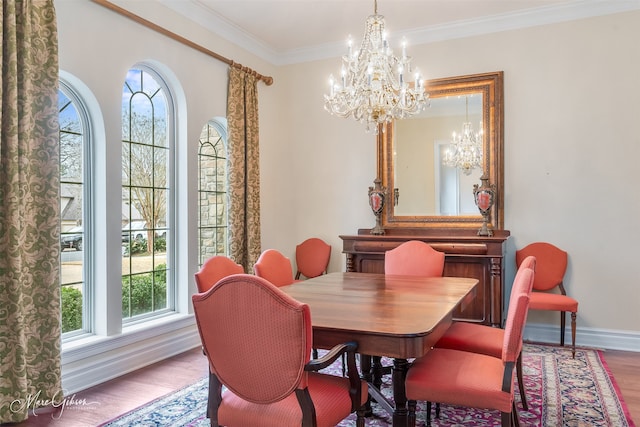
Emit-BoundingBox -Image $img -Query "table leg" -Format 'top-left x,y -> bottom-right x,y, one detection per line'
392,358 -> 409,427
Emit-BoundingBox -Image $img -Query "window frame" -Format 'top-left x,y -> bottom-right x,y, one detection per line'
198,117 -> 230,266
59,77 -> 94,339
121,64 -> 177,323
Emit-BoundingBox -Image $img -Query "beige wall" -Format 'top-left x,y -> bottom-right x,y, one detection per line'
281,11 -> 640,346
57,2 -> 639,350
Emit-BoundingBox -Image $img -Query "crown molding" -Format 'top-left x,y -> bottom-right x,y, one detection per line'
159,0 -> 640,66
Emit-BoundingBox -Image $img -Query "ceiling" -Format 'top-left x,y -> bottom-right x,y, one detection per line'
156,0 -> 640,64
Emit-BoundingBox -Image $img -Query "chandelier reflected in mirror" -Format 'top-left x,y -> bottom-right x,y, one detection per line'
443,96 -> 483,175
324,0 -> 429,133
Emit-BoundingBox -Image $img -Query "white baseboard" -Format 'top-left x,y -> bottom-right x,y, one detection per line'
524,323 -> 640,352
61,315 -> 202,394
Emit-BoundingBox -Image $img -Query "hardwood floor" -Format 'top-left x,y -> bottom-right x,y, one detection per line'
602,349 -> 640,423
3,347 -> 208,427
4,347 -> 639,426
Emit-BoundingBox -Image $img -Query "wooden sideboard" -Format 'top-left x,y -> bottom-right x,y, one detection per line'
340,228 -> 510,327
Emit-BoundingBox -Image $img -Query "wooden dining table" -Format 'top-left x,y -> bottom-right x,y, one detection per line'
279,271 -> 479,427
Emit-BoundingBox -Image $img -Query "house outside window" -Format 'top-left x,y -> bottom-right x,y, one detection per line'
198,118 -> 229,266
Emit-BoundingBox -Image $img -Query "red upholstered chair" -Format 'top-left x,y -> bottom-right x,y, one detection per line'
370,240 -> 445,385
516,242 -> 577,357
194,255 -> 244,293
194,255 -> 245,415
384,240 -> 445,277
254,249 -> 298,287
405,268 -> 534,427
433,256 -> 536,415
192,274 -> 368,427
293,238 -> 337,364
295,238 -> 331,280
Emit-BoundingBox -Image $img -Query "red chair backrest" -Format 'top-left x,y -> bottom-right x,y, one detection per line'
502,268 -> 534,364
516,242 -> 567,292
194,255 -> 244,293
192,274 -> 312,403
384,240 -> 445,277
295,238 -> 331,279
254,249 -> 296,287
507,255 -> 536,308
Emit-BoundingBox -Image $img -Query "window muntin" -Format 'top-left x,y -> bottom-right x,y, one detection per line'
198,120 -> 229,266
121,67 -> 172,321
59,84 -> 89,336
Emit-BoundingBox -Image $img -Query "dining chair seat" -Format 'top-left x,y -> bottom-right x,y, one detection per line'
406,267 -> 535,427
408,349 -> 513,413
529,293 -> 578,312
219,373 -> 367,427
434,255 -> 536,412
192,274 -> 368,427
516,242 -> 577,357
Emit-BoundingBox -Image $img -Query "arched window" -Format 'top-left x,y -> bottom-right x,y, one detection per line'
121,66 -> 174,320
198,118 -> 229,265
59,82 -> 91,335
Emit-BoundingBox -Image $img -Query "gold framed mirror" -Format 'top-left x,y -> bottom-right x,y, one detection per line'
379,71 -> 504,229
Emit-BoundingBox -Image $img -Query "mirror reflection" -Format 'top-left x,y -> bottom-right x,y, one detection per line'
380,71 -> 504,230
394,94 -> 483,216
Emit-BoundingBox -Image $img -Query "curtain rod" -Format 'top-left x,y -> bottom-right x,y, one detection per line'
91,0 -> 274,86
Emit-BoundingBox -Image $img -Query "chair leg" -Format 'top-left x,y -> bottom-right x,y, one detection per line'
501,411 -> 510,427
513,400 -> 521,427
356,406 -> 366,427
408,400 -> 417,427
502,403 -> 520,427
371,356 -> 391,389
560,310 -> 566,346
207,371 -> 214,419
516,353 -> 528,410
425,401 -> 440,425
571,311 -> 577,358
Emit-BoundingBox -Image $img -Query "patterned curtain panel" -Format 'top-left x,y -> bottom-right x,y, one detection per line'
226,67 -> 261,273
0,0 -> 62,422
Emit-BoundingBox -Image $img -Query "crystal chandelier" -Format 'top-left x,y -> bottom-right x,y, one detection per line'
324,0 -> 428,133
443,96 -> 483,175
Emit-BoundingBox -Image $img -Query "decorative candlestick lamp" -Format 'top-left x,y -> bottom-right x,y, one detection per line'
473,173 -> 496,237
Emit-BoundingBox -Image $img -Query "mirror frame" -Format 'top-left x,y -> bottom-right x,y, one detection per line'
379,71 -> 504,230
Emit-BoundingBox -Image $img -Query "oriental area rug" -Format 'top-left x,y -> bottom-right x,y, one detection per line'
100,343 -> 635,427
